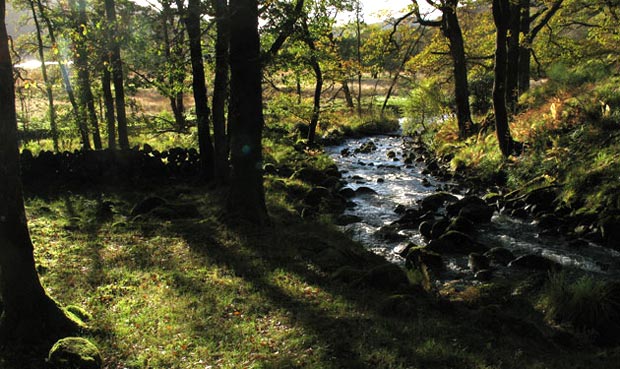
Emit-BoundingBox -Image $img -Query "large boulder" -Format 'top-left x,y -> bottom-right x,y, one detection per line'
405,248 -> 443,272
427,231 -> 488,254
484,247 -> 515,266
508,254 -> 561,271
130,196 -> 167,216
304,186 -> 331,207
446,215 -> 476,235
420,192 -> 458,213
447,196 -> 495,223
48,337 -> 102,369
599,215 -> 620,250
356,263 -> 409,291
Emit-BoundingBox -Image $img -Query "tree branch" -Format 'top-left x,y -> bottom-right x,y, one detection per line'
262,0 -> 305,65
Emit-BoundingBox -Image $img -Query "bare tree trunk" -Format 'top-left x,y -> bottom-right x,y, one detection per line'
342,80 -> 354,109
37,0 -> 89,149
0,2 -> 78,341
28,0 -> 58,152
178,0 -> 215,180
105,0 -> 129,150
72,0 -> 101,150
227,0 -> 268,225
212,0 -> 230,182
355,0 -> 362,117
492,0 -> 515,157
101,62 -> 116,149
302,19 -> 322,145
443,0 -> 473,138
162,0 -> 187,132
518,0 -> 530,94
506,0 -> 521,112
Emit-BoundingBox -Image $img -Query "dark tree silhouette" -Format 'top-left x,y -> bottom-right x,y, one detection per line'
411,0 -> 474,138
227,0 -> 268,225
212,0 -> 230,182
177,0 -> 215,179
105,0 -> 130,150
492,0 -> 516,157
301,17 -> 323,145
0,0 -> 78,342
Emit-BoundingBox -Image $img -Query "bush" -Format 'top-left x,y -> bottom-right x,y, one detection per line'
541,273 -> 620,343
403,80 -> 450,136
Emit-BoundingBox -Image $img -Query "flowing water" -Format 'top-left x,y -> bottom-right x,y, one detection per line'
326,133 -> 620,278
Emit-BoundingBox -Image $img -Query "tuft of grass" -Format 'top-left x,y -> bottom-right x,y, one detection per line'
540,273 -> 620,340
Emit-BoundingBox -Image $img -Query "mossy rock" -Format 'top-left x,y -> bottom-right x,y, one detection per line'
356,263 -> 409,291
379,294 -> 419,317
427,231 -> 489,254
130,196 -> 167,216
65,305 -> 93,323
48,337 -> 102,369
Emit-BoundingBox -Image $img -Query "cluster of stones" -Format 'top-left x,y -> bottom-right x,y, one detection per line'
384,192 -> 563,282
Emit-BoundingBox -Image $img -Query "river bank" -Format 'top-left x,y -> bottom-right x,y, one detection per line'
320,127 -> 620,346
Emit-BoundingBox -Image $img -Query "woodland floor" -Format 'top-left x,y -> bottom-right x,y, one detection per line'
1,181 -> 619,369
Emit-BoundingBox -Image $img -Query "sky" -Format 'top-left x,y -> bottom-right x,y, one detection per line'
358,0 -> 413,23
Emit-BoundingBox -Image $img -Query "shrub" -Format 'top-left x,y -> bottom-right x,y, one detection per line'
541,272 -> 620,343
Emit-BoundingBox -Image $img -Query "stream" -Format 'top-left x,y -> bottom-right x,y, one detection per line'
326,132 -> 620,280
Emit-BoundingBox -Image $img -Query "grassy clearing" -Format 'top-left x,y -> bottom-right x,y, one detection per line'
0,182 -> 618,369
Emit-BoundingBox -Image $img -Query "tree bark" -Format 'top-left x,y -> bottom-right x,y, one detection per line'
518,0 -> 530,95
0,1 -> 78,342
162,0 -> 187,132
76,0 -> 102,150
442,0 -> 473,138
342,80 -> 354,109
506,0 -> 522,112
212,0 -> 230,182
105,0 -> 129,150
302,19 -> 322,145
179,0 -> 215,180
519,0 -> 563,94
29,0 -> 58,152
37,0 -> 89,150
227,0 -> 268,225
492,0 -> 515,157
101,61 -> 116,149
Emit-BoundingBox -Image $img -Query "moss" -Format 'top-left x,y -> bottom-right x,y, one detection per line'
47,337 -> 102,369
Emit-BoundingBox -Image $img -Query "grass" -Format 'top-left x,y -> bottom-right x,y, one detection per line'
1,182 -> 619,369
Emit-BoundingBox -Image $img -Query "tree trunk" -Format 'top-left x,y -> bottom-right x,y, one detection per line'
101,62 -> 116,149
227,0 -> 268,225
38,0 -> 88,150
302,19 -> 322,145
518,0 -> 530,94
105,0 -> 129,150
78,0 -> 102,149
180,0 -> 215,180
342,80 -> 354,109
506,0 -> 521,112
29,0 -> 58,152
492,0 -> 515,157
443,0 -> 473,138
0,2 -> 78,342
162,0 -> 187,132
212,0 -> 230,182
355,0 -> 362,117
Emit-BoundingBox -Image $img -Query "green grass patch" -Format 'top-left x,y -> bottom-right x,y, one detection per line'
1,185 -> 616,368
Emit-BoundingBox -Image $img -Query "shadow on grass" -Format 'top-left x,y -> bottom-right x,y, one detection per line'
4,185 -> 617,369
